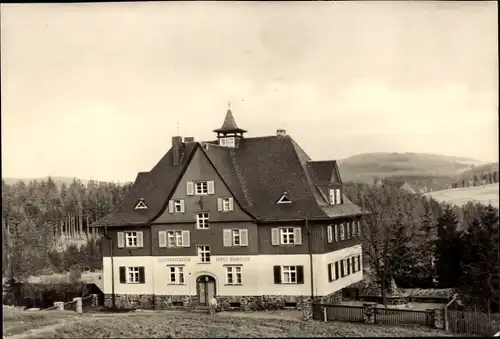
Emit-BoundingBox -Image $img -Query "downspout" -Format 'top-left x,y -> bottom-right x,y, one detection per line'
305,218 -> 314,302
151,226 -> 156,310
103,225 -> 116,309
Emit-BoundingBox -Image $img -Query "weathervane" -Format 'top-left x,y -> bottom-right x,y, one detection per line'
228,100 -> 231,111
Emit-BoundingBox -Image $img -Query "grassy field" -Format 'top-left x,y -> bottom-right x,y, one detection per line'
424,183 -> 499,208
3,307 -> 458,338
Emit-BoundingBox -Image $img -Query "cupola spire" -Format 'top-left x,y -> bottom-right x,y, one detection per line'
213,104 -> 247,148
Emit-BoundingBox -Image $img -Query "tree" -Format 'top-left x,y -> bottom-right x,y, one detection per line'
434,205 -> 463,288
459,205 -> 500,313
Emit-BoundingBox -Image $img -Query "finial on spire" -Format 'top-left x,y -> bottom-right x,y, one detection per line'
227,100 -> 231,111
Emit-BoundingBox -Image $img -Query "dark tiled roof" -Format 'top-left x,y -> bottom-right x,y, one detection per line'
307,161 -> 342,185
213,109 -> 247,134
91,135 -> 366,227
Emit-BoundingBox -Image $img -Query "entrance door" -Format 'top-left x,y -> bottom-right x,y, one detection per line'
197,275 -> 216,306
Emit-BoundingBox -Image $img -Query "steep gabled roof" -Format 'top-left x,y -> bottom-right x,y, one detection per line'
307,160 -> 342,185
91,135 -> 366,227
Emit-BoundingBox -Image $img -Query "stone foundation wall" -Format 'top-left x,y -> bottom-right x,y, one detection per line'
105,294 -> 318,312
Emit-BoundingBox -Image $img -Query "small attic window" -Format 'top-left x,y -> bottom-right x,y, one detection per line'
134,199 -> 148,210
277,192 -> 292,204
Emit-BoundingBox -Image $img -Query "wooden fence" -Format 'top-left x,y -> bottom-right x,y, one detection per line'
313,303 -> 434,327
448,310 -> 500,336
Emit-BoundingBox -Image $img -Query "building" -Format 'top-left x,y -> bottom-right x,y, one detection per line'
90,108 -> 367,312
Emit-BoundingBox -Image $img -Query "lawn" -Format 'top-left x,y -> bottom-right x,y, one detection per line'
3,309 -> 458,338
424,183 -> 499,208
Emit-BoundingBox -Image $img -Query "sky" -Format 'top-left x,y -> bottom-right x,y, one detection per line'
1,1 -> 498,182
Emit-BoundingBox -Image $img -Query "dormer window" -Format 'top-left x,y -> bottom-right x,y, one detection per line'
277,192 -> 292,204
134,199 -> 148,210
219,136 -> 236,148
329,188 -> 342,205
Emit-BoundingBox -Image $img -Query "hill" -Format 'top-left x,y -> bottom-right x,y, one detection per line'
452,162 -> 499,184
337,152 -> 485,186
424,183 -> 499,209
2,176 -> 90,187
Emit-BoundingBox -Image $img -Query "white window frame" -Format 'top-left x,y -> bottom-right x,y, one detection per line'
195,181 -> 208,195
280,228 -> 295,245
168,266 -> 185,285
339,224 -> 345,241
125,232 -> 138,247
329,188 -> 341,205
282,266 -> 297,284
222,197 -> 232,211
127,267 -> 140,284
167,230 -> 183,248
196,213 -> 210,229
173,200 -> 183,213
232,229 -> 240,246
197,245 -> 211,263
134,200 -> 148,210
226,266 -> 242,285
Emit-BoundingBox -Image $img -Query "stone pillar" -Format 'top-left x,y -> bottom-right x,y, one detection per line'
91,294 -> 99,307
54,301 -> 64,311
73,297 -> 83,314
433,309 -> 444,329
302,301 -> 313,321
363,304 -> 375,324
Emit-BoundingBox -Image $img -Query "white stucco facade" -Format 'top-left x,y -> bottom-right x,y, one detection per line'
103,244 -> 363,297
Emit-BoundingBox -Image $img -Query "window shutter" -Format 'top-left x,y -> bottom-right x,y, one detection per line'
271,228 -> 279,246
357,254 -> 361,271
207,181 -> 215,195
229,197 -> 234,211
334,225 -> 339,242
139,267 -> 145,284
293,227 -> 302,245
297,266 -> 304,284
351,257 -> 356,273
168,200 -> 174,214
273,266 -> 281,284
217,198 -> 223,212
240,229 -> 248,247
119,267 -> 126,283
181,230 -> 190,247
340,260 -> 345,277
158,231 -> 167,248
328,264 -> 332,282
335,188 -> 341,204
137,232 -> 144,247
347,258 -> 351,275
180,200 -> 185,213
329,189 -> 334,205
117,232 -> 125,248
186,182 -> 194,196
327,225 -> 333,243
334,262 -> 339,280
223,229 -> 232,247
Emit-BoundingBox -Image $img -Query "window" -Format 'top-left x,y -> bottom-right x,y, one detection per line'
340,259 -> 345,277
196,213 -> 209,229
217,197 -> 234,212
351,257 -> 357,273
127,267 -> 140,283
357,254 -> 361,272
327,225 -> 333,243
168,266 -> 184,285
197,245 -> 211,263
334,262 -> 339,280
346,222 -> 351,239
339,224 -> 345,240
174,200 -> 183,213
134,199 -> 148,210
223,229 -> 249,247
282,266 -> 297,284
195,181 -> 208,195
346,258 -> 351,275
232,229 -> 240,246
226,266 -> 242,285
125,232 -> 138,247
334,225 -> 339,242
167,231 -> 184,248
219,137 -> 235,148
277,193 -> 292,204
329,188 -> 342,205
280,228 -> 294,244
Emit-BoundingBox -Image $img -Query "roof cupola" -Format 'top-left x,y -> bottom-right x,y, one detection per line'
213,102 -> 247,148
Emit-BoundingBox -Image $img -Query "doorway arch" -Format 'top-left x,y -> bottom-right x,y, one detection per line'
196,274 -> 217,306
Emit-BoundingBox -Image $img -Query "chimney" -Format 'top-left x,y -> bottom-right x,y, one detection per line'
172,136 -> 182,166
277,129 -> 287,137
184,137 -> 195,143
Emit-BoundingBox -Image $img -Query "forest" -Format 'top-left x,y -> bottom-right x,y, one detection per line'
2,177 -> 499,313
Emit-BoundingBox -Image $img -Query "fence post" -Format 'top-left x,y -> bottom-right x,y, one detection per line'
363,304 -> 375,324
433,309 -> 445,329
323,306 -> 327,322
53,301 -> 64,311
91,294 -> 99,307
73,297 -> 83,314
